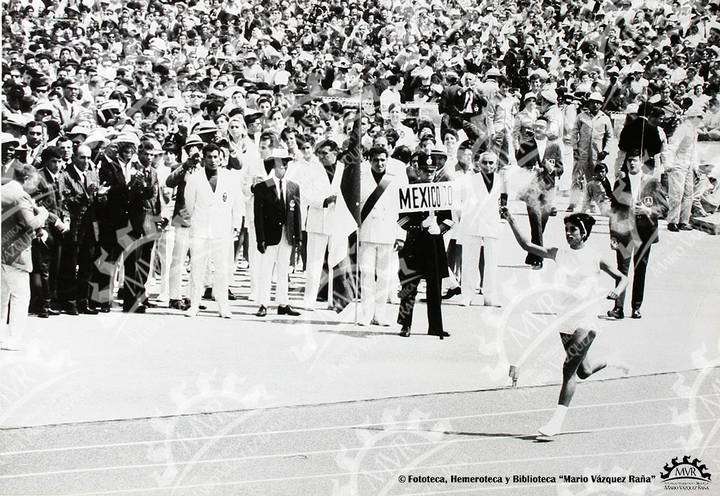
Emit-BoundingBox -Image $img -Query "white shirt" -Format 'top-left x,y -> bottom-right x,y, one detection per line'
535,138 -> 547,162
629,172 -> 642,205
272,173 -> 287,200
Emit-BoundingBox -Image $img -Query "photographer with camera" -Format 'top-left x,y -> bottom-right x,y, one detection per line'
166,135 -> 204,311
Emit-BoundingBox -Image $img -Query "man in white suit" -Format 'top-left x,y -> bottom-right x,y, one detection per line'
457,151 -> 504,306
302,139 -> 346,310
183,144 -> 243,318
358,147 -> 407,325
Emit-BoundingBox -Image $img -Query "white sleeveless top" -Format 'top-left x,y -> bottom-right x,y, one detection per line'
551,247 -> 606,334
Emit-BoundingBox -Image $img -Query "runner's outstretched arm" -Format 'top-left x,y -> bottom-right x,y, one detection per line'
500,206 -> 558,261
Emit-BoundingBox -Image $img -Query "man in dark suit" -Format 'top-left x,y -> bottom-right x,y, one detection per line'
30,146 -> 69,318
96,135 -> 157,313
515,117 -> 564,269
603,149 -> 668,320
253,151 -> 302,317
397,150 -> 454,339
439,73 -> 487,143
57,145 -> 105,315
129,139 -> 163,310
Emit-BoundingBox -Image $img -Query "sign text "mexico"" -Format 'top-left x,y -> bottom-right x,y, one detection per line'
398,182 -> 454,213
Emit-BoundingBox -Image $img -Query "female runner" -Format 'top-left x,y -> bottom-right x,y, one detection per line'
500,207 -> 628,436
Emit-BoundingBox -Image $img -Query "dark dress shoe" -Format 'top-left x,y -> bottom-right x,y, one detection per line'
63,303 -> 79,316
679,223 -> 693,231
78,305 -> 98,315
37,309 -> 49,318
606,307 -> 624,319
441,287 -> 462,300
255,305 -> 267,317
429,330 -> 451,340
46,307 -> 61,316
97,303 -> 111,313
668,223 -> 679,232
142,299 -> 157,308
133,305 -> 147,314
549,207 -> 558,216
631,309 -> 642,319
531,260 -> 543,270
399,326 -> 411,337
202,288 -> 214,300
169,299 -> 189,310
278,305 -> 300,316
227,289 -> 237,301
566,205 -> 575,212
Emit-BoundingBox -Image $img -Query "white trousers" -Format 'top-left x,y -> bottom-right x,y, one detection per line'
246,219 -> 258,300
1,264 -> 30,344
558,142 -> 574,192
358,242 -> 393,324
303,231 -> 329,307
460,236 -> 497,306
667,167 -> 694,225
169,226 -> 191,300
146,228 -> 174,299
257,231 -> 292,307
189,236 -> 231,314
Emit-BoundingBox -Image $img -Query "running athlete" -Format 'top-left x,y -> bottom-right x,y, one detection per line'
499,207 -> 628,436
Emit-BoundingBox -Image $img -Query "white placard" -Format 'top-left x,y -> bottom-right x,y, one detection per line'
398,182 -> 455,213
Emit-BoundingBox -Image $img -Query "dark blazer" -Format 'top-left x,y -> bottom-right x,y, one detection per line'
397,174 -> 452,277
98,155 -> 130,233
516,139 -> 564,191
602,173 -> 668,249
439,84 -> 486,118
34,167 -> 67,229
127,165 -> 159,237
59,165 -> 96,243
253,177 -> 302,247
397,209 -> 451,278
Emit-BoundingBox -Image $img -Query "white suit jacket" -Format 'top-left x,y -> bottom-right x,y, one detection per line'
457,171 -> 504,240
358,161 -> 407,244
235,141 -> 265,224
184,168 -> 243,240
299,159 -> 345,235
666,120 -> 699,171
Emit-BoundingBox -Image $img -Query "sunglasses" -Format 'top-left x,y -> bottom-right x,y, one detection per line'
481,160 -> 496,165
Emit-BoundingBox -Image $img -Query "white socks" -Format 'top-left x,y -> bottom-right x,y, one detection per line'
538,405 -> 568,437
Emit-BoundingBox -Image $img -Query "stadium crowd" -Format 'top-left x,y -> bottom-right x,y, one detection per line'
2,0 -> 720,348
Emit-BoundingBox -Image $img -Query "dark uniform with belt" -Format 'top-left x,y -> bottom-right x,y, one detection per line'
397,151 -> 453,339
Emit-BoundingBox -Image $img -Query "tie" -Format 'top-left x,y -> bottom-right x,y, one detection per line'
279,179 -> 285,210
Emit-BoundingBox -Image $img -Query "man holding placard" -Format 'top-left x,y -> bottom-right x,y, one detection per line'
396,150 -> 454,339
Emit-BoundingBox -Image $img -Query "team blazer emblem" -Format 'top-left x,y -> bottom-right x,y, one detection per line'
289,199 -> 296,210
642,196 -> 654,207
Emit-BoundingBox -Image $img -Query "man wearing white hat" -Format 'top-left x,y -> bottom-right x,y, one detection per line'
665,104 -> 704,231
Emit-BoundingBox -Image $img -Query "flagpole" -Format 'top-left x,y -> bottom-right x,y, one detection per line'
355,87 -> 361,326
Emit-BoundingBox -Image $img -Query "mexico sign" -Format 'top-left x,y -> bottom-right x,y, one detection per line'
398,182 -> 455,213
